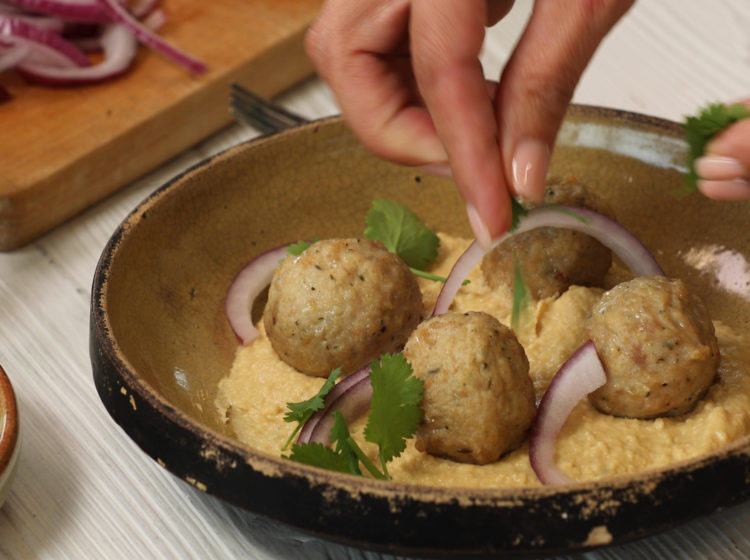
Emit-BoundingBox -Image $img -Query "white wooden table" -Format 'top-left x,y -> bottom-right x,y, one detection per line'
2,1 -> 750,558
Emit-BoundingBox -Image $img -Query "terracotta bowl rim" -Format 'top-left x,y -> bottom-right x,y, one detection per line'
90,104 -> 750,504
0,365 -> 19,480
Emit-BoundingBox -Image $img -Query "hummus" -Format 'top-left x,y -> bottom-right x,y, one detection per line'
216,234 -> 750,488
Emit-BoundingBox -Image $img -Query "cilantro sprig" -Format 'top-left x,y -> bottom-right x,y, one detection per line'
365,199 -> 440,269
683,102 -> 750,194
510,255 -> 529,333
364,198 -> 457,283
284,353 -> 423,480
285,239 -> 316,257
282,366 -> 342,450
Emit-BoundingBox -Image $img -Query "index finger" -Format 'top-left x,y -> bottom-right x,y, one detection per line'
410,0 -> 512,246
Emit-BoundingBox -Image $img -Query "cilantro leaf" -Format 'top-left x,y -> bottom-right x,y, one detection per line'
364,353 -> 423,478
283,354 -> 424,480
510,255 -> 529,333
510,197 -> 528,231
282,367 -> 342,450
329,410 -> 362,476
286,441 -> 355,474
683,102 -> 750,194
364,199 -> 440,270
285,238 -> 319,257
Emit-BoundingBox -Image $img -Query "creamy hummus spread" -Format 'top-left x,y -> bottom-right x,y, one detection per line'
216,234 -> 750,488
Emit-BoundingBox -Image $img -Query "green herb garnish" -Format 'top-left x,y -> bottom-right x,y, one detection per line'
282,367 -> 342,450
284,353 -> 423,480
365,198 -> 440,266
285,238 -> 319,257
683,102 -> 750,194
510,197 -> 528,232
285,435 -> 357,475
364,353 -> 424,479
510,255 -> 529,333
364,198 -> 467,284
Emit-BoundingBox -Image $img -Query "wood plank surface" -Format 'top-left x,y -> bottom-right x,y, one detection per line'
0,0 -> 322,250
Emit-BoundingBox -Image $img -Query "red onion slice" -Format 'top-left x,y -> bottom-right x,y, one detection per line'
298,366 -> 373,445
0,42 -> 28,71
0,16 -> 90,67
2,0 -> 112,23
433,239 -> 484,316
225,244 -> 288,346
433,205 -> 664,315
99,0 -> 206,74
18,22 -> 135,85
3,13 -> 65,32
139,7 -> 163,31
128,0 -> 160,19
528,340 -> 607,485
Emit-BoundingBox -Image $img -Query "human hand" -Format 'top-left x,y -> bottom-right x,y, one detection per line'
305,0 -> 635,249
695,99 -> 750,200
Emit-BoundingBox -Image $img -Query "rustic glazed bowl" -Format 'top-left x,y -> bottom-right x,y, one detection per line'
0,365 -> 20,509
90,107 -> 750,557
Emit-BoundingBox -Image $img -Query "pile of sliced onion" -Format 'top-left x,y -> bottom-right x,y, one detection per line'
225,205 -> 665,455
0,0 -> 205,98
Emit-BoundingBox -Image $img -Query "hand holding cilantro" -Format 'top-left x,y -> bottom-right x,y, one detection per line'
684,101 -> 750,198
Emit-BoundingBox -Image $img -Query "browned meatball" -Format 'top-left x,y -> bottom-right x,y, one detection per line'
264,238 -> 422,377
481,177 -> 614,299
585,276 -> 719,418
402,311 -> 536,464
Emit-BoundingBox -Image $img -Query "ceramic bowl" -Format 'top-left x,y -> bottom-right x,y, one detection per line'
90,107 -> 750,557
0,365 -> 20,509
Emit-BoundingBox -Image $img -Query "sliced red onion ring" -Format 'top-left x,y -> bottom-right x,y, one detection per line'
433,205 -> 664,315
139,7 -> 164,31
225,244 -> 289,346
297,366 -> 373,445
0,16 -> 90,67
528,340 -> 607,485
433,239 -> 485,316
2,0 -> 112,23
99,0 -> 206,74
129,0 -> 160,19
18,22 -> 135,84
0,42 -> 28,71
4,13 -> 65,32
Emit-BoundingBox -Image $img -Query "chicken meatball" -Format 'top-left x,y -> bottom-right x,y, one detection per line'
264,238 -> 422,377
481,177 -> 614,299
585,276 -> 719,418
402,311 -> 536,464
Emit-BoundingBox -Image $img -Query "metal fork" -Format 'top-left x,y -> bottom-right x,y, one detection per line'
229,82 -> 308,133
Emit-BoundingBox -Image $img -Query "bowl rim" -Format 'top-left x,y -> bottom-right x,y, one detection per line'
90,104 -> 750,554
91,104 -> 750,494
0,364 -> 19,479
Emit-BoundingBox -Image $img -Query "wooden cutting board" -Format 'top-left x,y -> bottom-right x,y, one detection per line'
0,0 -> 322,250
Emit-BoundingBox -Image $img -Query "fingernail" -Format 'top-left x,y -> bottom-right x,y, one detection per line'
512,139 -> 549,201
695,156 -> 748,181
466,203 -> 493,251
418,163 -> 453,179
698,178 -> 750,200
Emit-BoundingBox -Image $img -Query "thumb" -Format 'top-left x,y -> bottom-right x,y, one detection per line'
494,0 -> 634,202
695,99 -> 750,200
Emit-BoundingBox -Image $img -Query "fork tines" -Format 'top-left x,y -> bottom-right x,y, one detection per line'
229,82 -> 307,133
